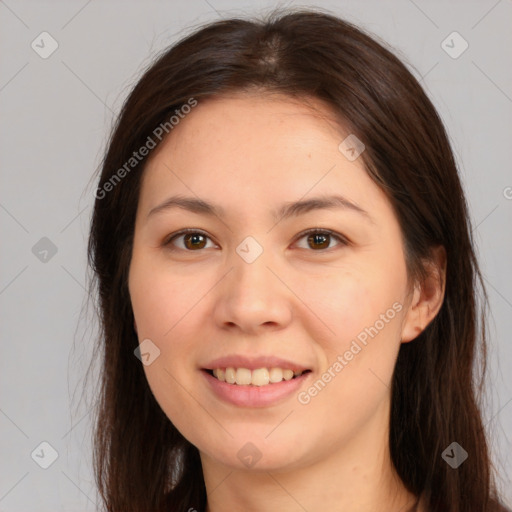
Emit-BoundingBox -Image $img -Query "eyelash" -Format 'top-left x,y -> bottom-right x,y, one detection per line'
163,227 -> 348,252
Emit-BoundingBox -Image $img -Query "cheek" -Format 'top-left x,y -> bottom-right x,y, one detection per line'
129,261 -> 205,433
129,256 -> 206,340
297,268 -> 402,440
298,262 -> 404,402
298,265 -> 395,345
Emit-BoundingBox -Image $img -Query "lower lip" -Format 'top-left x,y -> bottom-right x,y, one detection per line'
202,370 -> 311,408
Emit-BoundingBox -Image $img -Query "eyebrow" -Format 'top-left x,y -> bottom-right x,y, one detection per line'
147,194 -> 374,224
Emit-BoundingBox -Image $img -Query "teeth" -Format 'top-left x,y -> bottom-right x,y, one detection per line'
249,368 -> 269,386
224,367 -> 236,384
213,368 -> 225,381
211,367 -> 305,386
235,368 -> 252,385
269,367 -> 283,383
283,369 -> 294,381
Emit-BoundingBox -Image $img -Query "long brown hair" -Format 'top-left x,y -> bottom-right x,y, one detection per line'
86,7 -> 508,512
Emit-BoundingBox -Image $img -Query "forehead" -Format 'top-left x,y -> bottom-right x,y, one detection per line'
169,91 -> 345,147
137,93 -> 389,225
144,92 -> 350,176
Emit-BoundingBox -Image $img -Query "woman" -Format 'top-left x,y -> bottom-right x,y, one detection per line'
87,8 -> 509,512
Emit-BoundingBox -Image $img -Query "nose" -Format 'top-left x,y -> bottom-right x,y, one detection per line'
212,248 -> 293,334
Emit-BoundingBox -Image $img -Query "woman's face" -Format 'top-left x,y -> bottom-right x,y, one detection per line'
128,93 -> 419,472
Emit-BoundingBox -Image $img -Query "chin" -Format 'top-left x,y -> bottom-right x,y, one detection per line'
198,435 -> 308,473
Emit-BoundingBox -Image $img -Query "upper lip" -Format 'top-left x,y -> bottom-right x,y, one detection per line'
202,355 -> 311,372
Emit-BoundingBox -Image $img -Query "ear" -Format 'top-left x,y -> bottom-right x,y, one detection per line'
401,245 -> 447,343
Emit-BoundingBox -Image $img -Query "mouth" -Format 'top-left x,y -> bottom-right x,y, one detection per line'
202,367 -> 312,387
201,366 -> 313,407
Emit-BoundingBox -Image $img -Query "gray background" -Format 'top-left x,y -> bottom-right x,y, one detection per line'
1,0 -> 511,510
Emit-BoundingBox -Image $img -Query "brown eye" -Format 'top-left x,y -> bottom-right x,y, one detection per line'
183,233 -> 207,250
165,230 -> 215,251
164,228 -> 347,253
307,233 -> 330,250
295,229 -> 347,251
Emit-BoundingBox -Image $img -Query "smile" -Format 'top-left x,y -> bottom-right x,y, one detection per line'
207,367 -> 311,386
201,368 -> 312,408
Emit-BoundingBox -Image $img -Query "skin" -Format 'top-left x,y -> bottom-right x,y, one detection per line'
128,92 -> 446,512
